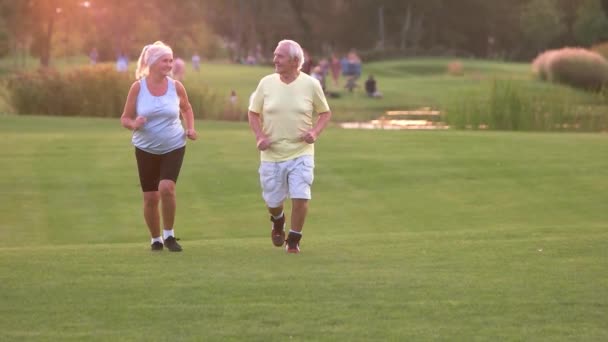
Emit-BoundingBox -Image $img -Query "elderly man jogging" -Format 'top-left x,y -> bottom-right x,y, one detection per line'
248,39 -> 332,253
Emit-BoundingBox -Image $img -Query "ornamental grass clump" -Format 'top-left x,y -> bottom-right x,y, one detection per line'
532,47 -> 608,91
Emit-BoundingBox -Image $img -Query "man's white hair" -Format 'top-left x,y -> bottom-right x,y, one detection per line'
277,39 -> 304,71
135,41 -> 173,79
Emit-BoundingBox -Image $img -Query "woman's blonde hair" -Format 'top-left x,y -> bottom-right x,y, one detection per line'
135,41 -> 173,79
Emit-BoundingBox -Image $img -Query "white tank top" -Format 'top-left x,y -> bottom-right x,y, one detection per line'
132,77 -> 185,154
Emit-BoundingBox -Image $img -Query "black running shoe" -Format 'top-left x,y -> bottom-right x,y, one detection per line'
285,231 -> 301,254
164,236 -> 182,252
151,241 -> 164,251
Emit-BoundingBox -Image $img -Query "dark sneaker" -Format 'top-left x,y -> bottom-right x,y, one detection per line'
270,215 -> 286,247
151,241 -> 164,251
285,231 -> 301,254
164,236 -> 182,252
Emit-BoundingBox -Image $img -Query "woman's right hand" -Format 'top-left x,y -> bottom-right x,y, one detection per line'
133,116 -> 147,130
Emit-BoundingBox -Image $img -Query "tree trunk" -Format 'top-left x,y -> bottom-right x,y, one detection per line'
287,0 -> 313,50
400,5 -> 412,50
40,15 -> 55,68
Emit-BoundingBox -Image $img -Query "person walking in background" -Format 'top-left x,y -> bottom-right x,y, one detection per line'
120,41 -> 198,252
116,52 -> 128,72
248,39 -> 332,253
301,49 -> 314,74
89,47 -> 98,65
311,65 -> 326,92
191,53 -> 201,71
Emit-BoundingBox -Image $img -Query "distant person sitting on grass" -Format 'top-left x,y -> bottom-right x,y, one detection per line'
120,41 -> 198,252
365,75 -> 382,98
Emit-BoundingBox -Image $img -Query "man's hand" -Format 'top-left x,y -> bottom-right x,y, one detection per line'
301,129 -> 318,144
256,134 -> 272,151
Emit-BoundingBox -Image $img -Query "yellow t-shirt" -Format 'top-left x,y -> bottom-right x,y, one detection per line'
249,72 -> 330,162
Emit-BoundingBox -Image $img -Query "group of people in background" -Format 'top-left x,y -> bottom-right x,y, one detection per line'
300,49 -> 381,98
90,47 -> 201,81
96,45 -> 379,98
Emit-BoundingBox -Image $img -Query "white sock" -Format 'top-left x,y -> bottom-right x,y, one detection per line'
151,237 -> 163,244
163,229 -> 174,240
272,212 -> 284,220
289,230 -> 302,235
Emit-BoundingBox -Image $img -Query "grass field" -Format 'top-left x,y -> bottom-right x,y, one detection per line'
1,115 -> 607,341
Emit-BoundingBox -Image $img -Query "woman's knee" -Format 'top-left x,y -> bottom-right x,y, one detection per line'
158,180 -> 176,198
143,192 -> 160,207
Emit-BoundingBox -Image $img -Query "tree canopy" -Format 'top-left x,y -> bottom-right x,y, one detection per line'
1,0 -> 608,66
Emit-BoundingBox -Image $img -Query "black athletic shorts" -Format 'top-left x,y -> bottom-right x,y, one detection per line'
135,146 -> 186,192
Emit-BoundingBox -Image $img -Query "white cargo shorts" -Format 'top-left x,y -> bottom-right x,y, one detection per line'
258,155 -> 315,208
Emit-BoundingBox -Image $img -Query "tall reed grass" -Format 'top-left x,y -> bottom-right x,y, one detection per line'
7,66 -> 132,117
6,65 -> 226,119
443,79 -> 608,132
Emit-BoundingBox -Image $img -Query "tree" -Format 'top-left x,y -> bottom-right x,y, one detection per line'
601,0 -> 608,16
573,0 -> 608,45
519,0 -> 566,53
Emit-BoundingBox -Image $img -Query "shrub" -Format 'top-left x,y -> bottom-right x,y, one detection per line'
531,50 -> 558,81
532,47 -> 608,91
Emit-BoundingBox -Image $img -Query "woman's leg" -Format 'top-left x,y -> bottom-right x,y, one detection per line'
143,191 -> 161,238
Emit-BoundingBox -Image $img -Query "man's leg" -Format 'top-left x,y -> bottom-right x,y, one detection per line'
284,199 -> 307,253
269,205 -> 286,247
268,206 -> 283,217
290,199 -> 308,233
285,156 -> 314,253
260,161 -> 288,247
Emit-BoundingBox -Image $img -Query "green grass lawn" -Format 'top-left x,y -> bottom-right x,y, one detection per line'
1,115 -> 607,341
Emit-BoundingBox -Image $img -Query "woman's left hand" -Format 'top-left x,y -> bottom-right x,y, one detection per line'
186,129 -> 198,140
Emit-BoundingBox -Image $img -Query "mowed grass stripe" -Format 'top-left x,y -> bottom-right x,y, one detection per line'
1,228 -> 606,341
